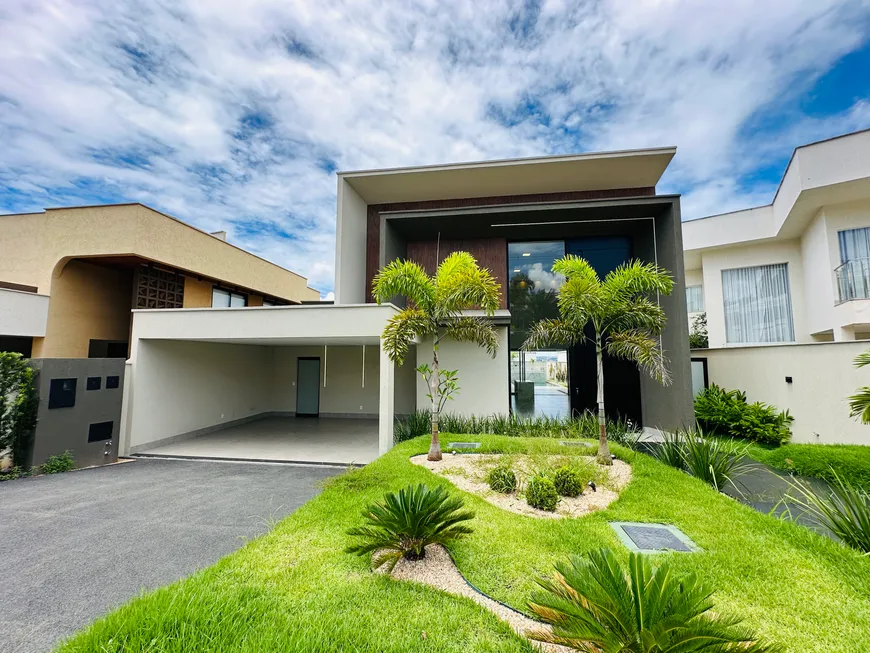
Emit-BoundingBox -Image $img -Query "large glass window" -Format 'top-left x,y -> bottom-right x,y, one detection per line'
685,285 -> 704,313
507,241 -> 569,418
507,241 -> 565,349
212,287 -> 247,307
722,263 -> 794,344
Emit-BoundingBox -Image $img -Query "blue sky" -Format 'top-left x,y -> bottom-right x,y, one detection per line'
1,1 -> 869,296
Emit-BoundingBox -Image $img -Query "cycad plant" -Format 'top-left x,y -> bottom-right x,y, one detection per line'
345,484 -> 474,572
524,257 -> 673,464
849,349 -> 870,423
785,469 -> 870,553
372,252 -> 501,461
528,548 -> 778,653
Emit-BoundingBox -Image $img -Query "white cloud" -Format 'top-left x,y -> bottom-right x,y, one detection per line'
1,0 -> 868,292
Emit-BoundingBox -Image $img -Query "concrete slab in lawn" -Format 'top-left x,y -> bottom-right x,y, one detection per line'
0,457 -> 340,653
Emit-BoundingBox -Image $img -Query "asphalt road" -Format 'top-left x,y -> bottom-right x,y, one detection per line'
0,457 -> 340,653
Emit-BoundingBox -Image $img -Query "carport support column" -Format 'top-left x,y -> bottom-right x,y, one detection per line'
378,341 -> 394,456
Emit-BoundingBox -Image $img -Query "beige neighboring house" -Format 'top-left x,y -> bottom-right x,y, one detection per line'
683,129 -> 870,444
0,203 -> 319,359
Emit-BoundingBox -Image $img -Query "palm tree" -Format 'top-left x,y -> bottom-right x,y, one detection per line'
372,251 -> 501,461
527,548 -> 778,653
848,349 -> 870,423
523,256 -> 673,465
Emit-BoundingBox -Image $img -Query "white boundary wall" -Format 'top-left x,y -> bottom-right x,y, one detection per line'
696,341 -> 870,445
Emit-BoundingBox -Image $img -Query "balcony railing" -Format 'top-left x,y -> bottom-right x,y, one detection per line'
836,258 -> 870,302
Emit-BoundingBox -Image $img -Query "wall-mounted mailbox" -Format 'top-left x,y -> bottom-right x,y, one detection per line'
88,421 -> 114,443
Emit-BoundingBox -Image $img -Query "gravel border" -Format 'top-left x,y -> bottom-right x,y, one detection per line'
411,453 -> 632,519
379,544 -> 572,652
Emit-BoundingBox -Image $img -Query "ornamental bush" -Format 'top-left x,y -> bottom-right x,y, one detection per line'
553,466 -> 584,497
486,464 -> 517,493
694,384 -> 791,445
526,473 -> 559,511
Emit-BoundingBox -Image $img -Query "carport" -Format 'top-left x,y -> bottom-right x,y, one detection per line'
120,304 -> 418,465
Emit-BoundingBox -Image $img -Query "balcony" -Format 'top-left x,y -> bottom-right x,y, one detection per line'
836,258 -> 870,303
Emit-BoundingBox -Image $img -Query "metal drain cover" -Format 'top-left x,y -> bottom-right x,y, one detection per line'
610,522 -> 699,553
559,440 -> 592,447
447,442 -> 481,449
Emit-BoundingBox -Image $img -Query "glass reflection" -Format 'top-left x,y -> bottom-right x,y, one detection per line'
507,241 -> 565,349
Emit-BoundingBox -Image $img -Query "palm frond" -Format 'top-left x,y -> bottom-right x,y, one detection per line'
854,349 -> 870,369
443,316 -> 499,357
372,259 -> 436,310
552,255 -> 600,283
556,275 -> 603,329
849,386 -> 870,424
606,297 -> 667,335
380,308 -> 433,365
434,252 -> 501,315
606,330 -> 671,385
523,319 -> 585,351
602,260 -> 674,299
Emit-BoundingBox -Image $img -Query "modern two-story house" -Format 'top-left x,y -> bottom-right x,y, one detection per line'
116,147 -> 693,466
684,129 -> 870,444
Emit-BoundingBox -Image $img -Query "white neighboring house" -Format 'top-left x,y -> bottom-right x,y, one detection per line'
684,129 -> 870,444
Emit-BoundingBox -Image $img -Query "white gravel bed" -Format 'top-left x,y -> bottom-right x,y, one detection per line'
380,544 -> 571,653
410,452 -> 632,519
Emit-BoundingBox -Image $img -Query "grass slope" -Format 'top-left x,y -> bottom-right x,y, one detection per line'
745,442 -> 870,491
59,437 -> 870,653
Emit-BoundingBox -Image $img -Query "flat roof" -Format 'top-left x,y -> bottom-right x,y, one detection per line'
339,147 -> 676,204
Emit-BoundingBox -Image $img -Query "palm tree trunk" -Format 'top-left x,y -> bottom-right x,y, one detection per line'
428,340 -> 442,461
596,336 -> 612,466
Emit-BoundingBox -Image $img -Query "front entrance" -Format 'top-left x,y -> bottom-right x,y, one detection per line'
296,357 -> 321,416
507,236 -> 643,425
565,237 -> 642,425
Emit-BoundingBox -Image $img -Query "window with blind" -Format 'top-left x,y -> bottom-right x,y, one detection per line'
838,227 -> 870,263
722,263 -> 794,344
685,285 -> 704,312
212,288 -> 247,307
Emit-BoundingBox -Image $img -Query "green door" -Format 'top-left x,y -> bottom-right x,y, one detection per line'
296,358 -> 321,417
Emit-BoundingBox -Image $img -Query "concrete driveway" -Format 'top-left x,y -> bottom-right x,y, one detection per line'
0,457 -> 340,653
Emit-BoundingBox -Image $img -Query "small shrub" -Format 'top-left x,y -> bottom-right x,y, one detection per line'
688,312 -> 708,349
528,548 -> 777,652
785,469 -> 870,554
680,429 -> 745,492
694,384 -> 792,445
553,466 -> 583,497
486,465 -> 517,493
0,466 -> 28,482
526,473 -> 559,511
394,410 -> 431,443
40,451 -> 75,474
345,484 -> 474,572
653,431 -> 686,470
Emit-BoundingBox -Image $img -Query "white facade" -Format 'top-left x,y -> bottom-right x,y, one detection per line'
684,130 -> 870,444
0,287 -> 49,338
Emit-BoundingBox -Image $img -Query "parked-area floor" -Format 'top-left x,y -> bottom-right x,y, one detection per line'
0,457 -> 339,653
137,416 -> 379,465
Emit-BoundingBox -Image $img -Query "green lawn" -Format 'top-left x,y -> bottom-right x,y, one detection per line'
743,442 -> 870,490
59,436 -> 870,653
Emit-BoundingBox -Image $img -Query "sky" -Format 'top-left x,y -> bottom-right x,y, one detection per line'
1,1 -> 869,296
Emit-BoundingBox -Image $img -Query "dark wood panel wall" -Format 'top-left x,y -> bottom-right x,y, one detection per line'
406,238 -> 508,309
364,186 -> 655,303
